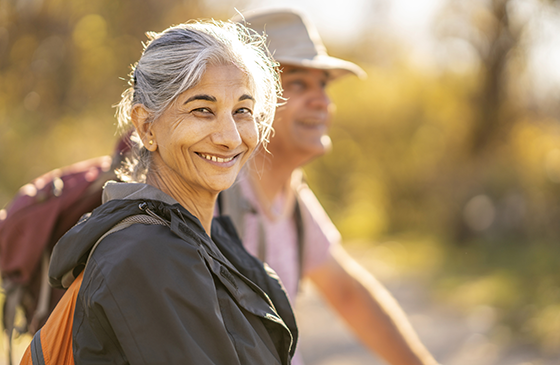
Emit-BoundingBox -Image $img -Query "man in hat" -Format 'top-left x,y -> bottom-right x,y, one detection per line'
220,8 -> 439,365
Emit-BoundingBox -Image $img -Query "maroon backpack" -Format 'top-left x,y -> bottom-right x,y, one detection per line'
0,156 -> 116,364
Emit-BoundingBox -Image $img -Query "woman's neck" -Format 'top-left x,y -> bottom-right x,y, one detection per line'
146,172 -> 216,235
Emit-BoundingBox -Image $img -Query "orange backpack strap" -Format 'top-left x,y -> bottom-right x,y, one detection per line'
20,271 -> 83,365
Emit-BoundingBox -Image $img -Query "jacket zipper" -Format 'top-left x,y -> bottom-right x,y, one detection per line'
138,202 -> 170,226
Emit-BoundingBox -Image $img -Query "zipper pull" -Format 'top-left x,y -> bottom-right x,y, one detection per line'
138,202 -> 170,226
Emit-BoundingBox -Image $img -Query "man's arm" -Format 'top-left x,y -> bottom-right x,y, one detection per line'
306,244 -> 439,365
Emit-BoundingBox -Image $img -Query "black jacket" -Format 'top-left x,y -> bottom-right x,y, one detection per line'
49,182 -> 297,364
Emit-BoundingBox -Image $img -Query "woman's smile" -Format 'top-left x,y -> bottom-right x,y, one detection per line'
196,151 -> 241,165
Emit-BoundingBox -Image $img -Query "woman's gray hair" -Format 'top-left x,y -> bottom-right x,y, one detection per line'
116,19 -> 280,182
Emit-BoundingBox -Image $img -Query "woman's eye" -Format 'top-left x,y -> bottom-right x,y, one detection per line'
235,107 -> 253,115
192,107 -> 212,114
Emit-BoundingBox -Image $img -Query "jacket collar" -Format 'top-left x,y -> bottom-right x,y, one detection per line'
102,181 -> 179,206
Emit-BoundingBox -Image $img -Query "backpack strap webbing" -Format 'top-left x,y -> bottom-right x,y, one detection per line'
59,214 -> 167,289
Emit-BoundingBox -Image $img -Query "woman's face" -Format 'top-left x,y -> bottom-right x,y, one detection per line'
147,64 -> 258,195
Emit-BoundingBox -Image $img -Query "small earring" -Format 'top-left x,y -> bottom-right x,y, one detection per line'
148,140 -> 153,145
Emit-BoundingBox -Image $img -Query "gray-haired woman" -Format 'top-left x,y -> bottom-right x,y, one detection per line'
41,20 -> 296,364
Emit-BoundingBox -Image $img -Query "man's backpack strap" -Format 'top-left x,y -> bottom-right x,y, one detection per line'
217,181 -> 253,242
19,214 -> 167,365
218,175 -> 307,281
217,181 -> 263,258
293,198 -> 305,281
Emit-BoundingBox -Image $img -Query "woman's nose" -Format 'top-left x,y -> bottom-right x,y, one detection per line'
212,113 -> 242,149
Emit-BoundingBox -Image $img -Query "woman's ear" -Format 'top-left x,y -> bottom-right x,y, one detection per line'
131,104 -> 157,151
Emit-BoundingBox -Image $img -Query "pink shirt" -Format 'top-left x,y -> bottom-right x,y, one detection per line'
236,169 -> 341,301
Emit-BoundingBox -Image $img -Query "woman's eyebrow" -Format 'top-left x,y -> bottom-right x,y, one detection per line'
239,94 -> 254,102
184,94 -> 254,104
184,94 -> 216,104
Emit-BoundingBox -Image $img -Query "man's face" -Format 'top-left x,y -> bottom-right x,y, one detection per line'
268,66 -> 333,166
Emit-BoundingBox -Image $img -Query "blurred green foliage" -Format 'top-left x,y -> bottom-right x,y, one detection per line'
1,0 -> 560,355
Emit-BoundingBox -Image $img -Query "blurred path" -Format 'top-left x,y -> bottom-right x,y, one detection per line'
296,245 -> 560,365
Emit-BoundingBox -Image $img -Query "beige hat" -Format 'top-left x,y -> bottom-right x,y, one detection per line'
232,8 -> 366,80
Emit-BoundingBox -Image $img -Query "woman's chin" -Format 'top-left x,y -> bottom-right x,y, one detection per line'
206,178 -> 237,194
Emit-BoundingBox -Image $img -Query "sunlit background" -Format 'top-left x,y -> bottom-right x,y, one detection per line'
1,0 -> 560,363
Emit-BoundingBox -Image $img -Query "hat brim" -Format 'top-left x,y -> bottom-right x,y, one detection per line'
275,54 -> 367,81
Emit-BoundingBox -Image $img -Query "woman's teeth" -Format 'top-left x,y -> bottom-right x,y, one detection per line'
199,153 -> 234,163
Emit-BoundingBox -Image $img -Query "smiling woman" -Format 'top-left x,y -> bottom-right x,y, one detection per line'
117,20 -> 279,192
132,64 -> 259,224
20,20 -> 297,365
